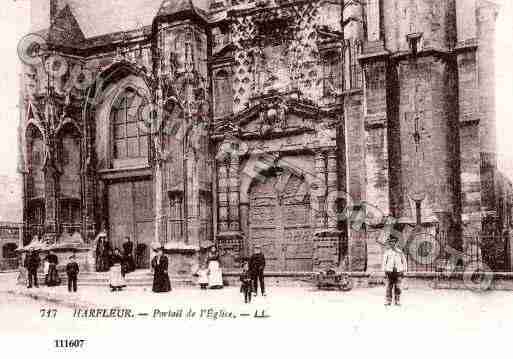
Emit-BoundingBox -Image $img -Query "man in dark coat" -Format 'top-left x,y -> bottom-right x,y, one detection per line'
249,245 -> 266,296
95,231 -> 112,272
24,249 -> 41,288
151,247 -> 171,293
122,236 -> 136,274
66,254 -> 79,292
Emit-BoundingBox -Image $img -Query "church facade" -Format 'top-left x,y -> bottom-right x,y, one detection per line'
19,0 -> 512,274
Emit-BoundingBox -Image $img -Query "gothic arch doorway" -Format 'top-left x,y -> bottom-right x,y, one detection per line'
248,168 -> 314,272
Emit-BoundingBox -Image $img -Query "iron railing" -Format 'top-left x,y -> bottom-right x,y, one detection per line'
61,223 -> 81,235
403,231 -> 510,273
0,258 -> 19,271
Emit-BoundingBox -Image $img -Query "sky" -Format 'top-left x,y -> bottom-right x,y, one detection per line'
0,0 -> 512,176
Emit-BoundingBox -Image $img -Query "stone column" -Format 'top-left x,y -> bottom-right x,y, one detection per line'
366,0 -> 381,42
216,154 -> 243,270
217,159 -> 229,233
155,162 -> 164,245
83,172 -> 96,244
43,164 -> 58,243
186,151 -> 200,246
239,202 -> 249,255
326,149 -> 338,230
477,2 -> 499,237
313,150 -> 327,231
313,148 -> 340,272
228,155 -> 240,231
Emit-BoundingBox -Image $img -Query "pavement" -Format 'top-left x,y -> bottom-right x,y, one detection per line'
2,271 -> 513,321
1,271 -> 512,357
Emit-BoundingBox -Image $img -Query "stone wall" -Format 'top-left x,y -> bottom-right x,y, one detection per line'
382,0 -> 457,52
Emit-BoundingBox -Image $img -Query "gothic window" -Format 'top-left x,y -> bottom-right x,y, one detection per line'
322,49 -> 343,96
167,192 -> 184,242
110,88 -> 149,166
26,125 -> 45,199
60,198 -> 81,232
27,198 -> 45,238
58,124 -> 81,199
199,193 -> 212,243
350,41 -> 363,89
213,69 -> 233,118
338,40 -> 363,91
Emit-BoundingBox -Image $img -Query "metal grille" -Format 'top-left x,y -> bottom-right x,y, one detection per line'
0,258 -> 19,271
404,231 -> 510,273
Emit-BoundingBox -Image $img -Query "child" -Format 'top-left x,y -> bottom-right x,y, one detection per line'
66,254 -> 79,292
197,263 -> 208,290
240,261 -> 252,304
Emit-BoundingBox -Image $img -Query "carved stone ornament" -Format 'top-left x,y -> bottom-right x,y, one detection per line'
258,98 -> 288,136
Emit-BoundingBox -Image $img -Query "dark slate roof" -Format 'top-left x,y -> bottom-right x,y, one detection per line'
48,5 -> 85,46
155,0 -> 209,23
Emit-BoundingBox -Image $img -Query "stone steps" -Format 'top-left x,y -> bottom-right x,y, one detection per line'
20,270 -> 196,288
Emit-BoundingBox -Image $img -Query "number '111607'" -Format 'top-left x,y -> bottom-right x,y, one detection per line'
54,339 -> 86,349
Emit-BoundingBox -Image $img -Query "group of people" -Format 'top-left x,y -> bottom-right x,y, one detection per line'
238,238 -> 407,306
240,245 -> 266,303
23,231 -> 408,305
95,232 -> 137,291
195,246 -> 224,290
23,249 -> 80,292
96,233 -> 136,271
22,239 -> 269,303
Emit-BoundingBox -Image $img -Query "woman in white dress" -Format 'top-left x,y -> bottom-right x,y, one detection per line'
207,247 -> 223,289
109,248 -> 126,291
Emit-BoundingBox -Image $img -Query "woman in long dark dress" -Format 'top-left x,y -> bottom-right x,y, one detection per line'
44,251 -> 61,286
151,247 -> 171,293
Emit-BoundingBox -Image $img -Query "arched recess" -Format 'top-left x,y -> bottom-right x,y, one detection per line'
84,62 -> 155,264
244,164 -> 314,272
56,120 -> 82,235
25,123 -> 45,239
239,154 -> 316,204
82,61 -> 153,170
213,68 -> 233,118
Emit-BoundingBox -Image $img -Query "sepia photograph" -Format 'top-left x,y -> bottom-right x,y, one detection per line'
0,0 -> 512,357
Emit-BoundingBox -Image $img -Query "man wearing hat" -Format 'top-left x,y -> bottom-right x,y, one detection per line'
95,230 -> 111,272
122,236 -> 136,274
24,248 -> 41,289
382,234 -> 408,306
249,245 -> 266,296
66,254 -> 80,292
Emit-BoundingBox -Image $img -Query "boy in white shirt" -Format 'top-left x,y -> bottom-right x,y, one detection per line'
382,236 -> 408,306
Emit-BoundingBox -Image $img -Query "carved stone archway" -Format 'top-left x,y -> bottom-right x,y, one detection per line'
246,166 -> 314,271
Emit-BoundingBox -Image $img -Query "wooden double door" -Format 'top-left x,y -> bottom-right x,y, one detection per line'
248,171 -> 314,272
108,179 -> 154,268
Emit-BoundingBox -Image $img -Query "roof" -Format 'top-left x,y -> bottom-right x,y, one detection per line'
155,0 -> 209,23
64,0 -> 210,38
48,4 -> 85,46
